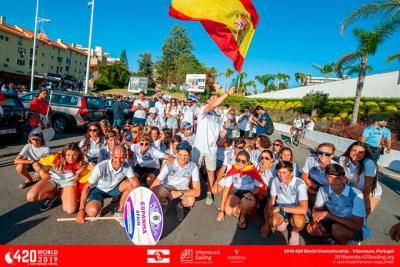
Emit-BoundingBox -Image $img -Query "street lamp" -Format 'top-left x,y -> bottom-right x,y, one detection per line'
84,0 -> 95,94
30,0 -> 51,91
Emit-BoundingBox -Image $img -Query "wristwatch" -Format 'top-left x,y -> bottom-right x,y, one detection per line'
279,205 -> 284,213
179,190 -> 185,198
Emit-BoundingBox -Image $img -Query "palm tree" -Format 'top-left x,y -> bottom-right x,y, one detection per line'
345,64 -> 373,77
276,73 -> 290,89
294,72 -> 311,86
255,74 -> 276,93
242,80 -> 256,95
312,63 -> 336,81
237,71 -> 248,95
387,52 -> 400,63
341,0 -> 400,33
336,23 -> 399,125
219,66 -> 235,91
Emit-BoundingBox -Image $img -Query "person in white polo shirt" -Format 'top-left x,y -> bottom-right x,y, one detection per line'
151,143 -> 200,222
76,145 -> 140,226
307,164 -> 371,245
131,91 -> 149,126
145,107 -> 165,132
177,122 -> 196,146
193,87 -> 235,205
261,161 -> 308,245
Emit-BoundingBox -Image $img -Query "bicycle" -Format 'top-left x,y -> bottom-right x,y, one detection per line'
290,127 -> 301,148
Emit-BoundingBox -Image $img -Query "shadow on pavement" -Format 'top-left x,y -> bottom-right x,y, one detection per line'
379,174 -> 400,196
0,201 -> 51,244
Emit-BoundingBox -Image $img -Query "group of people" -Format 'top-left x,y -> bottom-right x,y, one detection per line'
13,87 -> 395,245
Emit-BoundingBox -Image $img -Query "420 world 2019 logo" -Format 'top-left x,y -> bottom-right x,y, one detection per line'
4,249 -> 59,265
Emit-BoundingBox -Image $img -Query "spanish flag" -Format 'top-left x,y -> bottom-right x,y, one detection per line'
226,164 -> 266,198
169,0 -> 259,72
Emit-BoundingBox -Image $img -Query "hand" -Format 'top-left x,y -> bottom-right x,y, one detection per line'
260,222 -> 271,237
364,198 -> 371,218
385,148 -> 391,154
170,191 -> 181,199
389,223 -> 400,242
40,170 -> 51,180
166,155 -> 174,165
312,211 -> 330,223
76,210 -> 86,224
211,183 -> 219,195
217,210 -> 225,222
33,171 -> 41,180
244,192 -> 255,201
227,87 -> 235,96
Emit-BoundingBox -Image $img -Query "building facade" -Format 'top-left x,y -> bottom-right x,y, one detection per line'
0,16 -> 87,89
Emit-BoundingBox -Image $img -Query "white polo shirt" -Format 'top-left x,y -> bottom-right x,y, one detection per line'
19,144 -> 50,161
270,176 -> 308,206
181,105 -> 196,124
88,160 -> 134,192
155,102 -> 166,118
157,160 -> 199,190
224,172 -> 262,191
146,116 -> 165,129
79,137 -> 106,158
260,168 -> 275,189
194,106 -> 222,155
177,132 -> 196,146
131,144 -> 165,169
302,156 -> 337,186
133,99 -> 149,119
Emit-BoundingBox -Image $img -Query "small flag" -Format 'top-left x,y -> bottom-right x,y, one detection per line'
188,92 -> 200,103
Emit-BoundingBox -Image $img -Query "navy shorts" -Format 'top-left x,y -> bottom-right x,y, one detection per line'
232,189 -> 252,199
320,218 -> 364,241
133,166 -> 160,180
274,205 -> 291,220
86,183 -> 122,203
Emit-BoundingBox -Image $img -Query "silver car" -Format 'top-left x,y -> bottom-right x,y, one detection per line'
20,91 -> 106,133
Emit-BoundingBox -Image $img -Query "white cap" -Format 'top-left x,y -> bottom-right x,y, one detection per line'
149,107 -> 157,113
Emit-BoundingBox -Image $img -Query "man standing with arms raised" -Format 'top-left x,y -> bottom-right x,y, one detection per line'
193,87 -> 235,205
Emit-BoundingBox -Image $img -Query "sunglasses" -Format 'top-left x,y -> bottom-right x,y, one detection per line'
140,142 -> 149,146
177,143 -> 192,151
235,158 -> 248,164
273,143 -> 281,147
132,130 -> 139,134
234,145 -> 244,150
89,128 -> 98,132
261,156 -> 271,160
317,151 -> 333,157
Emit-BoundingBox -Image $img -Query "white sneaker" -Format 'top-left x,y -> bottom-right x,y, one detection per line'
289,231 -> 300,245
205,192 -> 213,206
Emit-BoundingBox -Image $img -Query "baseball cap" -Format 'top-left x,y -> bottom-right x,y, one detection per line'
29,130 -> 43,140
124,132 -> 133,141
149,107 -> 157,114
372,115 -> 385,122
182,122 -> 192,129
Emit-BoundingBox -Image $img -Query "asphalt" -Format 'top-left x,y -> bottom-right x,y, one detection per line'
0,130 -> 399,245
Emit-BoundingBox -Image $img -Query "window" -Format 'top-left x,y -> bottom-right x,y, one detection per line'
66,57 -> 71,65
20,93 -> 36,102
17,47 -> 26,58
66,66 -> 70,72
53,95 -> 78,106
30,48 -> 33,57
29,59 -> 32,67
3,96 -> 23,108
6,58 -> 9,62
17,59 -> 25,66
18,37 -> 23,46
86,97 -> 105,109
51,66 -> 53,70
57,57 -> 63,63
0,35 -> 3,40
42,52 -> 45,57
51,56 -> 54,60
59,67 -> 62,72
5,36 -> 9,41
41,63 -> 44,67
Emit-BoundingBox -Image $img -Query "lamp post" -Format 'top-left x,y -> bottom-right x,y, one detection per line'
30,0 -> 51,91
84,0 -> 95,94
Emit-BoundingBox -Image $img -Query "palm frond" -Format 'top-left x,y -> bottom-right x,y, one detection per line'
336,52 -> 360,78
341,0 -> 400,33
387,52 -> 400,63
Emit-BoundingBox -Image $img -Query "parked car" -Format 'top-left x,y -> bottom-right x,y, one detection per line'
103,99 -> 134,122
20,91 -> 106,133
0,92 -> 28,138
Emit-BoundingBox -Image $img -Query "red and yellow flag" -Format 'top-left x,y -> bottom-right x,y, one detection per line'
169,0 -> 259,72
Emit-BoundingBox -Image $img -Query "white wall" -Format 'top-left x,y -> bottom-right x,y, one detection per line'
249,71 -> 400,99
274,123 -> 400,171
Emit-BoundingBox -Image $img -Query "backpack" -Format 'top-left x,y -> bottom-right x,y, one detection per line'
264,114 -> 274,135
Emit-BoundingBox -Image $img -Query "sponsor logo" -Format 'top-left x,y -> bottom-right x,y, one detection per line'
180,249 -> 193,262
4,248 -> 59,266
227,249 -> 247,264
147,250 -> 170,264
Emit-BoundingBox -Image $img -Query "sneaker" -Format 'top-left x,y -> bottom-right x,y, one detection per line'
289,231 -> 300,245
176,202 -> 185,222
114,211 -> 124,227
347,240 -> 361,245
276,220 -> 289,231
326,238 -> 337,245
205,192 -> 213,206
40,194 -> 57,211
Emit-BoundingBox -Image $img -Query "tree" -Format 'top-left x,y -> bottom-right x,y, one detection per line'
266,83 -> 277,92
120,49 -> 129,70
221,66 -> 235,90
302,91 -> 329,117
312,63 -> 336,80
341,0 -> 400,34
276,73 -> 290,89
242,80 -> 256,95
336,23 -> 399,125
237,72 -> 248,95
95,61 -> 130,89
294,72 -> 310,86
175,54 -> 205,87
387,52 -> 400,63
137,52 -> 154,86
255,74 -> 276,93
345,64 -> 373,77
204,66 -> 218,93
155,25 -> 194,88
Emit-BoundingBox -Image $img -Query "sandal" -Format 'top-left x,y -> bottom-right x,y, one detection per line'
238,217 -> 247,230
18,180 -> 34,190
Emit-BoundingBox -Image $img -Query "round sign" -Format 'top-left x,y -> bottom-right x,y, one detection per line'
123,187 -> 164,245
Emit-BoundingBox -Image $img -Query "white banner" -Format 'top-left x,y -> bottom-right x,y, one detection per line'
185,74 -> 206,92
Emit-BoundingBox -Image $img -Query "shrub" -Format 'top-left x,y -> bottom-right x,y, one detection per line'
324,113 -> 336,119
339,112 -> 348,118
365,101 -> 379,107
344,100 -> 354,105
332,116 -> 341,122
323,120 -> 368,140
321,117 -> 328,122
239,99 -> 258,111
386,105 -> 398,112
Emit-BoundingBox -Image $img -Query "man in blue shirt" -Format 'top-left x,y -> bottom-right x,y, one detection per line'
252,106 -> 271,136
360,115 -> 391,162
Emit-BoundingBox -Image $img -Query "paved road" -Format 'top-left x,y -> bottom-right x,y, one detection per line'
1,130 -> 399,245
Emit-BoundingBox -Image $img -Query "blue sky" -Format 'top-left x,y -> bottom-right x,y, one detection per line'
2,0 -> 399,90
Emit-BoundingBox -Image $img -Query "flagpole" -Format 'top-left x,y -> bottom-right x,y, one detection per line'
234,71 -> 240,95
30,0 -> 39,92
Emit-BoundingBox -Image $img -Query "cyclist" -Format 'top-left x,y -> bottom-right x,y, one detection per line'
290,114 -> 304,138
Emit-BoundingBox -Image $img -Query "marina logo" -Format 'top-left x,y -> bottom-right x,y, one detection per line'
180,249 -> 193,262
147,249 -> 170,264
